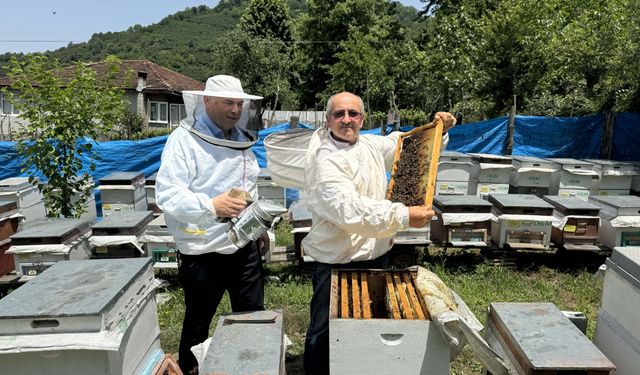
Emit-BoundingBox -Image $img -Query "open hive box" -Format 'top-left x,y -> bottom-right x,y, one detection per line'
387,118 -> 444,207
329,269 -> 449,375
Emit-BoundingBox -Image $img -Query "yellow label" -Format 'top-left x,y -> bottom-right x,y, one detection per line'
507,220 -> 521,228
564,225 -> 577,233
96,246 -> 108,254
103,204 -> 111,209
480,187 -> 489,193
439,184 -> 449,190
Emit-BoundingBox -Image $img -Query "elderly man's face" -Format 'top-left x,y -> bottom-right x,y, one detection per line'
204,96 -> 244,131
326,93 -> 364,145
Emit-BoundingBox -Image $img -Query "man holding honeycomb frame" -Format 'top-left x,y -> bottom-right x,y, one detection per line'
301,91 -> 456,374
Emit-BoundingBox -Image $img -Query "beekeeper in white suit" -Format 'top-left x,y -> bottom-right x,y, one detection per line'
302,91 -> 457,375
156,75 -> 266,375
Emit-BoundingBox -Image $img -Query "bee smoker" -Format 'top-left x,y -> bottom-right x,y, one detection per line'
227,199 -> 288,248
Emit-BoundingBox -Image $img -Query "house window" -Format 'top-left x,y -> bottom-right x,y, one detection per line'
0,92 -> 20,115
169,104 -> 187,128
149,101 -> 168,127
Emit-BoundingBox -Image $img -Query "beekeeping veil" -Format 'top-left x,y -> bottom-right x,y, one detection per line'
181,75 -> 263,150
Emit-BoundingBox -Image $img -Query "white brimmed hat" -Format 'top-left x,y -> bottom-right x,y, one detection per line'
183,75 -> 263,100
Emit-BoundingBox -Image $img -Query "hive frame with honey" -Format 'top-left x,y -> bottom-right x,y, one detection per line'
387,118 -> 444,208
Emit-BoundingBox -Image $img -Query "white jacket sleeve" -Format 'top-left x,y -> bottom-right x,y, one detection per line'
155,136 -> 217,224
314,154 -> 409,238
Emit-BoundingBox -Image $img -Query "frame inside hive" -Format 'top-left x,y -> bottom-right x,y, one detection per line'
330,269 -> 430,320
387,118 -> 444,207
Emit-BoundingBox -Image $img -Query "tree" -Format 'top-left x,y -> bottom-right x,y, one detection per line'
239,0 -> 293,43
210,29 -> 299,110
295,0 -> 404,109
2,54 -> 127,218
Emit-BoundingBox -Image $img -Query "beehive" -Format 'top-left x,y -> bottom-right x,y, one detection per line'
329,269 -> 449,375
387,119 -> 444,207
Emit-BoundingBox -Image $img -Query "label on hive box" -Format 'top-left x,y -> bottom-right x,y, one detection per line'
476,183 -> 509,198
96,246 -> 109,254
558,188 -> 590,201
436,182 -> 469,195
506,220 -> 552,229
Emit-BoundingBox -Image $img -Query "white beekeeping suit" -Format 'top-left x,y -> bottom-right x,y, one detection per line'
155,75 -> 264,255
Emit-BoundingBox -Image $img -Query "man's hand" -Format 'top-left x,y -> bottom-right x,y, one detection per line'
434,111 -> 457,133
212,192 -> 248,218
408,205 -> 435,228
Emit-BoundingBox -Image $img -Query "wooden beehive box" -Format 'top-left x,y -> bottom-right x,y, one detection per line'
387,118 -> 444,207
329,269 -> 449,375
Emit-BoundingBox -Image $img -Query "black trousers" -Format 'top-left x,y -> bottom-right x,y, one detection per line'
177,241 -> 264,375
303,254 -> 389,375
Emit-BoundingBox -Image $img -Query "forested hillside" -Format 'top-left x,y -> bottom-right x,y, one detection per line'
2,0 -> 639,122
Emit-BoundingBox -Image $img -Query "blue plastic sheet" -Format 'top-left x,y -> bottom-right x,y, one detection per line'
512,115 -> 603,158
446,117 -> 508,154
611,112 -> 640,161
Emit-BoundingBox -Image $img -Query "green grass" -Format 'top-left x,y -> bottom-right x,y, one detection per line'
155,245 -> 606,374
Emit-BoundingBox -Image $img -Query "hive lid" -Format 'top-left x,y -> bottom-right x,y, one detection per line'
590,195 -> 640,209
511,155 -> 555,169
547,158 -> 594,167
10,218 -> 93,245
99,171 -> 144,185
0,177 -> 35,192
92,211 -> 155,235
469,153 -> 512,164
488,302 -> 615,372
610,247 -> 640,280
433,195 -> 493,209
0,257 -> 152,322
488,194 -> 554,210
542,195 -> 601,213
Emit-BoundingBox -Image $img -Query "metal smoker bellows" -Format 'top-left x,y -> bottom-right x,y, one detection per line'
227,200 -> 287,248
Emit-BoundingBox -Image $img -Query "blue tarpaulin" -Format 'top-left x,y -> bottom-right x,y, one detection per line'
611,112 -> 640,161
512,115 -> 603,158
446,117 -> 508,154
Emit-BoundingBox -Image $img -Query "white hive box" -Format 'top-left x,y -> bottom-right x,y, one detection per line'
586,159 -> 636,196
489,194 -> 555,250
469,153 -> 513,198
431,195 -> 495,247
90,211 -> 155,259
99,172 -> 147,216
631,163 -> 640,195
329,269 -> 449,375
547,158 -> 597,200
0,177 -> 46,223
46,177 -> 97,220
436,151 -> 476,195
542,195 -> 601,251
141,214 -> 177,268
594,246 -> 640,375
7,217 -> 93,278
0,257 -> 161,375
257,168 -> 286,207
509,156 -> 557,197
144,172 -> 162,215
589,195 -> 640,249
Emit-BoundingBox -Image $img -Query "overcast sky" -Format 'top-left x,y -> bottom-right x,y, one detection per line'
1,0 -> 426,54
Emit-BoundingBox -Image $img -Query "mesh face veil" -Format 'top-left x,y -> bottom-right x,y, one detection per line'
180,75 -> 263,150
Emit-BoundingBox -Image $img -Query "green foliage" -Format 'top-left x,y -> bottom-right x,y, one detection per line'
240,0 -> 294,42
210,29 -> 299,110
3,54 -> 127,218
3,0 -> 640,118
